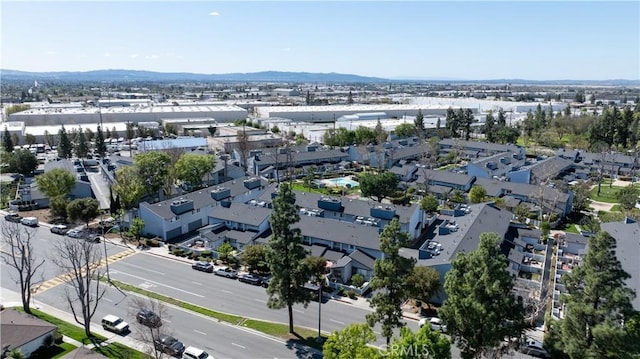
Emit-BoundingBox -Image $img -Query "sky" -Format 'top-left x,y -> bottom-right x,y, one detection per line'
1,1 -> 639,81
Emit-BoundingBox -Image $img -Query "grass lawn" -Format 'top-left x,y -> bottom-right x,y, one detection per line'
589,185 -> 625,203
18,308 -> 107,343
94,342 -> 149,359
31,342 -> 77,359
243,319 -> 327,351
564,223 -> 580,234
610,204 -> 622,212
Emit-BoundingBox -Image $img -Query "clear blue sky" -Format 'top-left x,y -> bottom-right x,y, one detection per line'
2,1 -> 638,80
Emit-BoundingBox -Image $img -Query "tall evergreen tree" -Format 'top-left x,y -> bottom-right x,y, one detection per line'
484,110 -> 496,143
265,183 -> 310,333
58,125 -> 73,159
414,109 -> 425,138
439,232 -> 526,359
95,126 -> 107,158
366,218 -> 415,345
75,128 -> 89,158
3,126 -> 13,153
497,108 -> 507,127
559,231 -> 636,359
445,107 -> 459,137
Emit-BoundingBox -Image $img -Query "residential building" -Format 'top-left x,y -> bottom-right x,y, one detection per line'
601,218 -> 640,310
0,308 -> 57,358
551,232 -> 589,319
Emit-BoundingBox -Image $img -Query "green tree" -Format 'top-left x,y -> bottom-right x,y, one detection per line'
616,184 -> 639,211
134,151 -> 171,199
218,242 -> 234,264
240,244 -> 268,273
367,218 -> 415,345
265,183 -> 310,333
414,109 -> 425,138
404,266 -> 441,310
323,323 -> 379,359
351,273 -> 365,288
387,325 -> 452,359
128,217 -> 145,242
66,198 -> 100,228
394,123 -> 418,138
439,232 -> 526,359
36,168 -> 76,198
375,120 -> 387,144
112,166 -> 145,210
468,185 -> 487,204
24,133 -> 36,145
354,126 -> 376,145
559,231 -> 636,359
484,111 -> 496,143
175,153 -> 215,190
95,126 -> 107,157
305,255 -> 327,284
75,128 -> 89,159
58,125 -> 73,159
571,181 -> 592,213
7,149 -> 38,176
359,171 -> 399,203
420,194 -> 439,214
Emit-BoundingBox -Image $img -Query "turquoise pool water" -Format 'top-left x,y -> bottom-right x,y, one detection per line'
327,177 -> 359,187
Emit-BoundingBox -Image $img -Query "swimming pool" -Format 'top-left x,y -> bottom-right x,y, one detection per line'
326,177 -> 359,188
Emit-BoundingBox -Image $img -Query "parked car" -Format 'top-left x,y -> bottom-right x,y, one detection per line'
50,224 -> 68,235
136,309 -> 162,328
238,273 -> 262,286
261,275 -> 273,288
419,317 -> 447,333
4,213 -> 23,223
191,261 -> 214,273
182,346 -> 211,359
214,267 -> 238,279
101,314 -> 129,335
520,345 -> 551,358
86,233 -> 102,243
66,229 -> 84,238
154,335 -> 186,357
21,217 -> 38,227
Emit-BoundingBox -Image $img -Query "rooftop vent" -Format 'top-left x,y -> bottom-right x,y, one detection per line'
243,177 -> 261,190
210,187 -> 231,201
170,198 -> 194,215
318,196 -> 342,211
370,205 -> 396,220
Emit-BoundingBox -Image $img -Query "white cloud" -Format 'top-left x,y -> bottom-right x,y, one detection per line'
104,52 -> 112,57
130,54 -> 139,59
145,54 -> 159,60
209,11 -> 219,16
283,48 -> 291,52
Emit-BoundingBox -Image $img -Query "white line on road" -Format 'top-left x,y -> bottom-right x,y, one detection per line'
102,297 -> 113,302
254,299 -> 266,303
330,319 -> 345,325
232,343 -> 246,349
221,289 -> 233,294
293,309 -> 304,314
192,281 -> 202,285
120,262 -> 165,275
194,330 -> 207,335
163,319 -> 172,323
110,271 -> 204,297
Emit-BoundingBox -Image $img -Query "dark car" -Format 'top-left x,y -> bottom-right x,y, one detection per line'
154,335 -> 185,357
136,309 -> 162,328
238,273 -> 263,286
261,275 -> 273,288
85,233 -> 102,243
50,224 -> 68,235
191,261 -> 214,273
520,345 -> 551,359
4,213 -> 23,223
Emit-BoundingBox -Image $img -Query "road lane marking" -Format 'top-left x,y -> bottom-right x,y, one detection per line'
162,319 -> 172,323
293,309 -> 304,314
192,281 -> 202,285
111,271 -> 204,298
103,297 -> 114,302
254,299 -> 266,303
120,262 -> 165,275
330,319 -> 345,325
194,330 -> 207,335
232,343 -> 246,349
221,289 -> 232,294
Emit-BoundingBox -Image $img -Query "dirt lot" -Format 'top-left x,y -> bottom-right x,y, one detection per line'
14,208 -> 54,225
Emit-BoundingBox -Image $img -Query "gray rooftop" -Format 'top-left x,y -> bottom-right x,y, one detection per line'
404,203 -> 514,267
296,216 -> 382,251
254,147 -> 349,166
209,202 -> 272,227
601,220 -> 640,310
527,156 -> 575,183
416,168 -> 475,187
349,249 -> 376,270
439,138 -> 522,154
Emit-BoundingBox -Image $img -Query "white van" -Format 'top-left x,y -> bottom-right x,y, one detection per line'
182,346 -> 212,359
21,217 -> 38,227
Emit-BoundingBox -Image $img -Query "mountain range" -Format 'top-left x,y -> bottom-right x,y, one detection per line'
1,69 -> 638,86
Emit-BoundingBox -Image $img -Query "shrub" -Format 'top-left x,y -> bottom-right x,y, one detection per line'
172,248 -> 184,256
337,287 -> 346,297
201,250 -> 212,258
350,273 -> 365,288
145,238 -> 161,247
54,331 -> 63,344
347,290 -> 357,299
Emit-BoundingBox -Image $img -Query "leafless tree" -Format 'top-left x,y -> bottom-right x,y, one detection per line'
129,297 -> 172,359
51,236 -> 107,338
0,223 -> 44,314
164,145 -> 183,198
237,128 -> 252,172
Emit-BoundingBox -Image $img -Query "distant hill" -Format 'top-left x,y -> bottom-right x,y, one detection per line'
0,69 -> 391,83
1,69 -> 637,86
